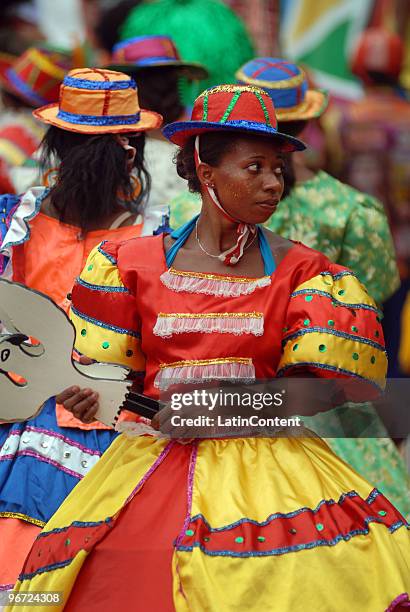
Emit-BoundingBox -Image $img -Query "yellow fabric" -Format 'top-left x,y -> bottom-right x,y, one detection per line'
279,331 -> 387,385
70,309 -> 143,369
295,272 -> 376,307
11,436 -> 410,611
399,290 -> 410,374
70,244 -> 146,370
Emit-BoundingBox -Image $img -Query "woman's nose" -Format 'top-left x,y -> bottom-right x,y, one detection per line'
263,172 -> 283,193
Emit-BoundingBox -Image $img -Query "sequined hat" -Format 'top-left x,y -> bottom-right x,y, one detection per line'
162,84 -> 305,150
107,35 -> 208,80
33,68 -> 162,134
0,47 -> 72,107
236,58 -> 328,122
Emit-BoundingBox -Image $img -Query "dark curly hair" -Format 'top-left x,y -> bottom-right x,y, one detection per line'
40,126 -> 150,231
175,132 -> 294,196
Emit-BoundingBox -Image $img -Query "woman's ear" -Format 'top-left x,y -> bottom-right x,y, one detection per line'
196,162 -> 215,188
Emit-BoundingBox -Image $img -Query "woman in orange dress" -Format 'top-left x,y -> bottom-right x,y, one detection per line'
0,67 -> 166,592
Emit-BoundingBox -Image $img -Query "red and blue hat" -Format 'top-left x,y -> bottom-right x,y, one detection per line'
236,58 -> 328,122
162,84 -> 305,150
0,47 -> 72,107
107,35 -> 208,80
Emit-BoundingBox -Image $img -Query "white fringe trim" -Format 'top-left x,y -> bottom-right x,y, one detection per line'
153,313 -> 264,338
160,269 -> 271,297
154,359 -> 255,391
116,421 -> 167,438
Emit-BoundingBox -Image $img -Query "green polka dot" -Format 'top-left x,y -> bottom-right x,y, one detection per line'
126,349 -> 133,357
204,537 -> 210,542
102,342 -> 110,349
81,329 -> 87,336
376,315 -> 382,323
305,295 -> 313,302
282,327 -> 288,333
235,536 -> 244,544
327,320 -> 335,327
303,319 -> 310,326
371,356 -> 376,364
185,529 -> 194,537
351,326 -> 358,333
318,344 -> 326,353
289,528 -> 297,535
352,353 -> 359,361
257,536 -> 265,542
65,538 -> 71,546
316,523 -> 324,532
332,302 -> 338,307
87,264 -> 93,271
378,510 -> 387,517
338,289 -> 345,296
292,344 -> 298,351
375,330 -> 380,338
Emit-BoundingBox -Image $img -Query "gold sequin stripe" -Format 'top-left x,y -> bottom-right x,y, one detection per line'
235,67 -> 305,90
197,84 -> 267,98
159,357 -> 252,369
0,511 -> 45,528
167,267 -> 269,283
157,312 -> 263,319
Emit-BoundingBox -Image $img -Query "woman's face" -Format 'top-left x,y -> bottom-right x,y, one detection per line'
204,135 -> 286,224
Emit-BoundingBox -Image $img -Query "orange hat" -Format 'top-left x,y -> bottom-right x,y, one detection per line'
351,28 -> 404,85
33,68 -> 162,134
0,47 -> 71,107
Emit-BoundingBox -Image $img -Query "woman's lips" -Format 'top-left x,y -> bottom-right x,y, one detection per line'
257,200 -> 279,211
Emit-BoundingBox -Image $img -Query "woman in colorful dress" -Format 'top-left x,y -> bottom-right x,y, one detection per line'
169,58 -> 410,519
11,85 -> 410,611
0,67 -> 164,592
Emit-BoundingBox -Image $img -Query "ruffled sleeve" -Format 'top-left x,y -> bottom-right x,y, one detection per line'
69,240 -> 145,374
276,265 -> 387,395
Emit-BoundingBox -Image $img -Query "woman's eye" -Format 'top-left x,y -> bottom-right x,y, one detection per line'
274,166 -> 284,176
248,163 -> 260,172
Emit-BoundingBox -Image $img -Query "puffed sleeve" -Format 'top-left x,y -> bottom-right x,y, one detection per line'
276,265 -> 387,396
69,240 -> 145,374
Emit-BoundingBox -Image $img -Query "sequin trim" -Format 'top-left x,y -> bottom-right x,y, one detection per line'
154,312 -> 264,338
220,90 -> 242,123
235,67 -> 305,90
124,441 -> 175,505
0,511 -> 45,527
175,442 -> 198,547
290,288 -> 378,313
38,520 -> 108,539
20,559 -> 72,581
57,110 -> 141,126
76,277 -> 129,294
198,84 -> 267,97
166,267 -> 269,283
63,75 -> 136,90
71,305 -> 141,338
97,241 -> 117,265
386,593 -> 410,612
276,361 -> 383,389
158,357 -> 252,369
283,327 -> 386,353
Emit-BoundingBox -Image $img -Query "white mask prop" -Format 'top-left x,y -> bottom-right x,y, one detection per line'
0,279 -> 158,427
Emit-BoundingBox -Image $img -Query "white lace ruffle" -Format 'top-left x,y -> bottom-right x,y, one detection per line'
153,313 -> 264,338
116,421 -> 168,438
0,186 -> 47,280
154,358 -> 255,390
160,269 -> 271,297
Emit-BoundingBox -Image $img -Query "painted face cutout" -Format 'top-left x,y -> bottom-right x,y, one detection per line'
0,279 -> 130,427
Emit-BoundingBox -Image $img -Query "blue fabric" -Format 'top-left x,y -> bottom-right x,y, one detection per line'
63,76 -> 136,90
0,193 -> 21,275
56,109 -> 141,127
5,69 -> 47,106
162,120 -> 305,151
113,35 -> 170,52
0,399 -> 118,524
166,216 -> 276,274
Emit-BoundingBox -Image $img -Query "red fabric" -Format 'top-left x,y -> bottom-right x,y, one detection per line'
65,443 -> 191,612
192,88 -> 278,128
351,28 -> 404,84
113,37 -> 179,63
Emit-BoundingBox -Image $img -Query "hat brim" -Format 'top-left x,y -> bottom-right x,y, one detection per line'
0,69 -> 40,107
275,89 -> 328,122
162,120 -> 306,151
106,60 -> 208,81
32,103 -> 162,134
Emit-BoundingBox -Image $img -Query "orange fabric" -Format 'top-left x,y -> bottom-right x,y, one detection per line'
55,405 -> 140,430
16,213 -> 141,309
0,518 -> 41,589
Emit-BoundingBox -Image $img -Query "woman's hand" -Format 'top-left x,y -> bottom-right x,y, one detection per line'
55,386 -> 99,423
56,356 -> 99,423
